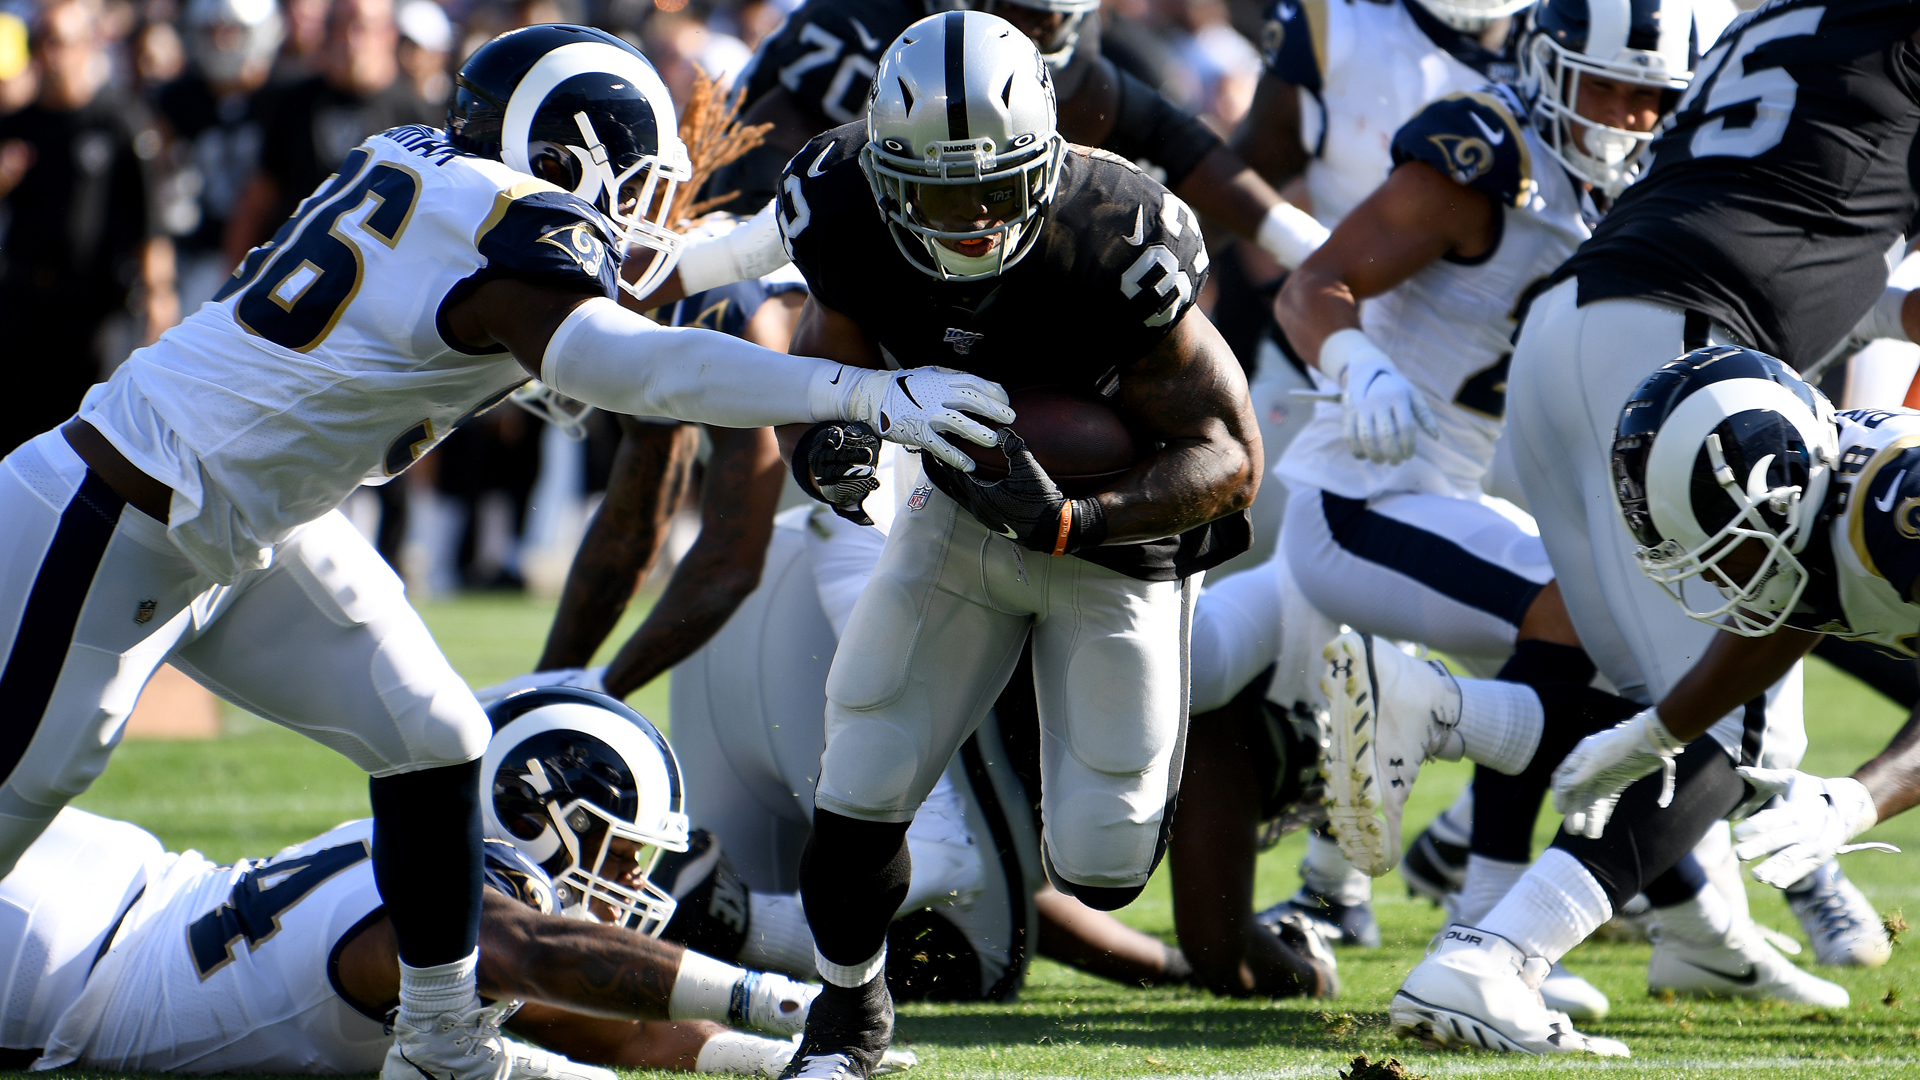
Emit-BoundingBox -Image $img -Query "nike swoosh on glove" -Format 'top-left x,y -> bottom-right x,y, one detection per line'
473,666 -> 608,707
844,366 -> 1013,472
793,420 -> 882,525
1551,707 -> 1686,839
1320,329 -> 1438,465
1732,768 -> 1896,888
949,431 -> 1108,555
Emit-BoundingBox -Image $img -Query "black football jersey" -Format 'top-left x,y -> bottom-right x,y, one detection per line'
1556,0 -> 1920,366
738,0 -> 922,129
776,122 -> 1247,580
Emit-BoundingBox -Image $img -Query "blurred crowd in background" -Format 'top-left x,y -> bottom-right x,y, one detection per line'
0,0 -> 1277,592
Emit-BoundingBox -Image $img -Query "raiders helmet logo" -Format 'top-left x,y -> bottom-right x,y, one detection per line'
537,223 -> 606,278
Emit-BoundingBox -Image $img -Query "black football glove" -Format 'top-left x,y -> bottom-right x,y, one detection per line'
793,421 -> 882,525
954,431 -> 1108,555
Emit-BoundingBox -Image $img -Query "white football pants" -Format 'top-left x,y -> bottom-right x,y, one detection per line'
0,431 -> 491,877
1506,280 -> 1806,766
817,482 -> 1193,892
1280,482 -> 1553,663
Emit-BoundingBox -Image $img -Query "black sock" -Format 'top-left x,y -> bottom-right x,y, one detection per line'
1644,852 -> 1709,908
369,760 -> 483,967
1470,682 -> 1641,862
799,809 -> 912,971
1496,640 -> 1597,688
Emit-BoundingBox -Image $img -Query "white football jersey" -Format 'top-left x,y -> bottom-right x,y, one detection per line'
0,810 -> 170,1056
1280,86 -> 1593,501
36,818 -> 390,1074
77,125 -> 621,583
1260,0 -> 1510,227
1792,408 -> 1920,656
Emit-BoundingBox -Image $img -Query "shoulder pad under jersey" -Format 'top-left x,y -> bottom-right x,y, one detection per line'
775,123 -> 868,305
483,838 -> 558,913
1261,0 -> 1326,92
1065,147 -> 1211,338
1838,416 -> 1920,602
1393,86 -> 1536,208
472,180 -> 622,300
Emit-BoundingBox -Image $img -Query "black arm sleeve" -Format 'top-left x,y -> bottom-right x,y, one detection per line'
1099,67 -> 1224,189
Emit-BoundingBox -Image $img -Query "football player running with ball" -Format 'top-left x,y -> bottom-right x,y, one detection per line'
0,24 -> 1011,1080
772,13 -> 1261,1078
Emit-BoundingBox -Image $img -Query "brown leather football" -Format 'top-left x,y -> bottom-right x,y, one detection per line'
963,387 -> 1141,495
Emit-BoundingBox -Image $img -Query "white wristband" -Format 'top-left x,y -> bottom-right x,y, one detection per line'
675,200 -> 791,295
1317,327 -> 1388,386
1857,287 -> 1912,344
1255,201 -> 1331,270
667,949 -> 747,1023
1641,709 -> 1687,753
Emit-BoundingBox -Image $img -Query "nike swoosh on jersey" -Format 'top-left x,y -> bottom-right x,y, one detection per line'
1673,956 -> 1761,986
807,145 -> 834,178
1875,470 -> 1908,512
849,17 -> 881,52
1469,111 -> 1506,146
1125,206 -> 1145,246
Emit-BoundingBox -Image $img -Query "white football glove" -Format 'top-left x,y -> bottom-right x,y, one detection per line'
473,666 -> 608,708
1731,768 -> 1897,888
1551,707 -> 1687,839
737,971 -> 817,1037
1319,329 -> 1438,465
843,366 -> 1013,473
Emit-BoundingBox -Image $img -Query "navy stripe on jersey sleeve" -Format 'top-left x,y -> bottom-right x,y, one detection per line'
1855,444 -> 1920,601
1260,0 -> 1322,91
475,189 -> 621,298
1391,90 -> 1535,208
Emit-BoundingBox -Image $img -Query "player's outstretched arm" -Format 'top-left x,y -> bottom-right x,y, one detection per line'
1230,71 -> 1311,197
1104,309 -> 1262,544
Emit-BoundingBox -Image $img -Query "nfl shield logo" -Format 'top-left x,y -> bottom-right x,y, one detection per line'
943,328 -> 985,355
908,484 -> 933,511
134,599 -> 157,625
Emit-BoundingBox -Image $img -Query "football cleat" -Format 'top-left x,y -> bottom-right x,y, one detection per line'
1259,887 -> 1382,949
1787,860 -> 1892,968
1269,908 -> 1342,998
385,1003 -> 617,1080
778,977 -> 893,1080
1401,824 -> 1470,906
1320,632 -> 1461,877
1647,922 -> 1850,1007
1539,962 -> 1610,1021
1392,925 -> 1629,1057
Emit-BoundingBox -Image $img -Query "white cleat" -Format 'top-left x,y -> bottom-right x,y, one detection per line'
1391,925 -> 1629,1057
1539,962 -> 1610,1021
385,1003 -> 617,1080
1648,922 -> 1851,1007
1788,861 -> 1892,968
1320,632 -> 1461,877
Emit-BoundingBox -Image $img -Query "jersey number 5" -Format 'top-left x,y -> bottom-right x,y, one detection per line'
228,157 -> 424,352
1677,5 -> 1825,161
188,841 -> 371,979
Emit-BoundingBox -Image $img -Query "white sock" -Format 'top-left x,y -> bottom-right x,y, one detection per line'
1456,855 -> 1529,926
1482,849 -> 1611,963
1430,785 -> 1475,848
815,944 -> 885,989
1455,678 -> 1544,775
1651,880 -> 1735,947
668,948 -> 746,1023
695,1031 -> 792,1075
1301,832 -> 1371,906
740,892 -> 817,979
397,950 -> 479,1025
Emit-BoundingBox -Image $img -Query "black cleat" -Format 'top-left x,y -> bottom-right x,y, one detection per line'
779,975 -> 893,1079
1400,824 -> 1469,906
1258,887 -> 1381,949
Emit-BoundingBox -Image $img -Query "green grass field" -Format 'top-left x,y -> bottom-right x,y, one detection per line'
54,593 -> 1920,1079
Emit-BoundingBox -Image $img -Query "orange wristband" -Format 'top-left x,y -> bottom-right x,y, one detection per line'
1052,502 -> 1073,557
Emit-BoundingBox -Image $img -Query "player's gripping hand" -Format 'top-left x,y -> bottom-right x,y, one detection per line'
474,666 -> 608,707
952,432 -> 1108,556
1551,707 -> 1687,839
792,420 -> 882,525
844,366 -> 1013,472
1731,768 -> 1898,888
1320,329 -> 1438,465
